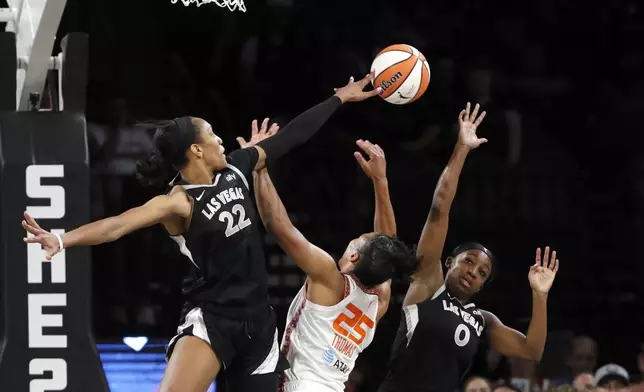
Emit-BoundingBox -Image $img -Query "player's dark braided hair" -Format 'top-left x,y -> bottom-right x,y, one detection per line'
352,234 -> 420,287
136,117 -> 198,188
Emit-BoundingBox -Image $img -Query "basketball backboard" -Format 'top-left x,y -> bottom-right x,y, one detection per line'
1,0 -> 67,111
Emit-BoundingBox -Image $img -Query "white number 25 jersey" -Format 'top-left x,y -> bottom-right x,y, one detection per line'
280,274 -> 380,392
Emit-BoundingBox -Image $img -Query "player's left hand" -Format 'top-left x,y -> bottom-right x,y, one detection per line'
236,118 -> 279,148
528,246 -> 559,294
354,139 -> 387,181
333,71 -> 382,103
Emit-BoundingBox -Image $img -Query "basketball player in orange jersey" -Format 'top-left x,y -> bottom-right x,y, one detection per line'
377,103 -> 561,392
237,129 -> 418,392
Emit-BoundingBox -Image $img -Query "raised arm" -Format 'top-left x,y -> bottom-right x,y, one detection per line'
22,190 -> 191,260
249,73 -> 382,171
353,139 -> 396,237
238,123 -> 341,287
483,247 -> 559,361
253,169 -> 340,288
354,139 -> 396,320
408,103 -> 487,301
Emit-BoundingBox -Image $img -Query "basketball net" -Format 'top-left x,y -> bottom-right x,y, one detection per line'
170,0 -> 246,12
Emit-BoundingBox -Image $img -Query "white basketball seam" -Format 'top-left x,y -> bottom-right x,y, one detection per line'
372,50 -> 413,80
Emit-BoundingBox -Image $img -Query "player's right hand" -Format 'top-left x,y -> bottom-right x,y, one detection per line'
457,102 -> 487,149
22,211 -> 60,260
354,140 -> 387,182
333,71 -> 382,103
236,117 -> 279,148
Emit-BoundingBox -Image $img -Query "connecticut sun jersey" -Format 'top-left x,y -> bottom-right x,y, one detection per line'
378,284 -> 486,392
169,148 -> 269,317
281,275 -> 380,392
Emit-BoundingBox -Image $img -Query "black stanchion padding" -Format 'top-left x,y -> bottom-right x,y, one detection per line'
0,32 -> 17,112
60,33 -> 89,114
0,112 -> 109,392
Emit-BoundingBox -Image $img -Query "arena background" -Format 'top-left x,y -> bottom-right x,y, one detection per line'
1,0 -> 643,391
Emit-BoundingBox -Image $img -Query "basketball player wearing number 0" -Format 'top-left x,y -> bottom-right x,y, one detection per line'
377,103 -> 561,392
243,132 -> 418,392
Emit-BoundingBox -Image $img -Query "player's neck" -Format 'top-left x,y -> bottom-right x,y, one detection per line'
446,283 -> 472,304
180,164 -> 215,185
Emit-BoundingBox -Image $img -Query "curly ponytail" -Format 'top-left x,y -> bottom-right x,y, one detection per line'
352,234 -> 420,287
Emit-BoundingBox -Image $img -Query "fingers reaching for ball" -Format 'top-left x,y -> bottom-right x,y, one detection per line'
334,71 -> 382,103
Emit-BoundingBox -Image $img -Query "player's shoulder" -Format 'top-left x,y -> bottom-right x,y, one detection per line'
478,309 -> 496,323
141,187 -> 191,220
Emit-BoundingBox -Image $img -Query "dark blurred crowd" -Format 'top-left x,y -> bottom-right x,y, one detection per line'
458,338 -> 644,392
54,0 -> 643,390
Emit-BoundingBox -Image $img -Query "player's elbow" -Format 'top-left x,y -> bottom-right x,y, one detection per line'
430,187 -> 453,217
428,203 -> 447,221
521,344 -> 544,362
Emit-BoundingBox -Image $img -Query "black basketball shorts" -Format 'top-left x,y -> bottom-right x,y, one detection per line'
166,303 -> 287,391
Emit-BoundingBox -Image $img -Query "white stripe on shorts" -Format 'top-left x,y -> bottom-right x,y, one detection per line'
167,308 -> 212,360
251,328 -> 279,375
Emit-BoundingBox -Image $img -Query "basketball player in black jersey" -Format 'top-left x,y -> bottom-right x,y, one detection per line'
21,74 -> 381,392
377,103 -> 560,392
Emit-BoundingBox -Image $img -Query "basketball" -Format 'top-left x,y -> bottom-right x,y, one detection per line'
371,44 -> 431,105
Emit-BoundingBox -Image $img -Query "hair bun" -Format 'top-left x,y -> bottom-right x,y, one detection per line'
136,151 -> 173,187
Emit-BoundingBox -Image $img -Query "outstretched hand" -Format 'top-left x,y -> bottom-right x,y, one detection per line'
528,246 -> 560,294
22,211 -> 60,260
354,139 -> 387,181
236,118 -> 279,148
458,102 -> 488,149
333,71 -> 382,103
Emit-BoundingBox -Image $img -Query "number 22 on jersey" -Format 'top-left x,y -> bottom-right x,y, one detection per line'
219,204 -> 251,237
332,303 -> 374,345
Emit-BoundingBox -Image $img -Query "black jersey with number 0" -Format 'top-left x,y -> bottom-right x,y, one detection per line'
378,284 -> 486,392
169,148 -> 268,317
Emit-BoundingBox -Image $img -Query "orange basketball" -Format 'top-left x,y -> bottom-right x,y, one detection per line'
371,44 -> 431,105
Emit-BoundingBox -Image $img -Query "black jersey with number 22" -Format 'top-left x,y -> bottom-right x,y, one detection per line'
378,284 -> 486,392
170,148 -> 267,317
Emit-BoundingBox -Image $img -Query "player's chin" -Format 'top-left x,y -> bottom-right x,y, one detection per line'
452,277 -> 474,297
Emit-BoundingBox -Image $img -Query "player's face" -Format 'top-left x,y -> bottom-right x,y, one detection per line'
446,250 -> 492,298
337,232 -> 377,272
194,119 -> 226,170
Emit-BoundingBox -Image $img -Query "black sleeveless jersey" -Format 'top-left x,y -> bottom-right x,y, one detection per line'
170,148 -> 269,317
378,284 -> 486,392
